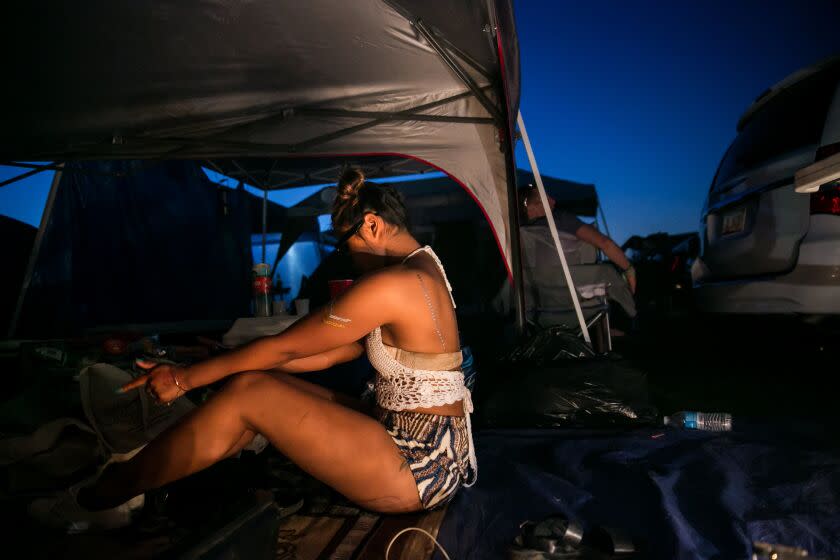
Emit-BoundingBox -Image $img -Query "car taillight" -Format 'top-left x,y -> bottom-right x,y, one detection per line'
815,142 -> 840,162
811,185 -> 840,215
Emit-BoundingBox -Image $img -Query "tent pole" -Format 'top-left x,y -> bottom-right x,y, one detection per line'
262,188 -> 268,263
8,164 -> 63,338
384,0 -> 493,80
598,201 -> 613,239
2,161 -> 122,179
517,111 -> 591,344
296,108 -> 493,124
503,136 -> 526,336
231,159 -> 266,192
191,90 -> 484,156
0,167 -> 48,189
230,157 -> 270,265
292,88 -> 489,152
412,19 -> 503,124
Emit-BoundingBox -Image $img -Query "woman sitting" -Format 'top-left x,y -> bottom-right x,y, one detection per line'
31,169 -> 476,530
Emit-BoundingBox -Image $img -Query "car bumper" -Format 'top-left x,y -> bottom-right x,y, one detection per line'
693,216 -> 840,314
694,269 -> 840,314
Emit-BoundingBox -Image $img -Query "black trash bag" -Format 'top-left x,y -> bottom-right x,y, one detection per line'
474,329 -> 658,429
501,328 -> 598,363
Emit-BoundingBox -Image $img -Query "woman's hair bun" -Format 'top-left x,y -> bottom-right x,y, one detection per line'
337,168 -> 366,203
330,166 -> 410,235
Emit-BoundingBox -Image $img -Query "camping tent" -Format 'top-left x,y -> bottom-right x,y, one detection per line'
2,0 -> 526,333
515,170 -> 599,218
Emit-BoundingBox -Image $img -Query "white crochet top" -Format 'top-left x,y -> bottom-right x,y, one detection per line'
366,246 -> 477,486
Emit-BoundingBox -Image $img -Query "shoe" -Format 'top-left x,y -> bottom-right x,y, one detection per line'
28,477 -> 145,533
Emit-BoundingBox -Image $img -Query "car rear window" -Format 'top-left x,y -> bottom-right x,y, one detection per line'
713,67 -> 840,191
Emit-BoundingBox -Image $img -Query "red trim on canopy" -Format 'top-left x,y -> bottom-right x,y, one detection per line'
264,151 -> 513,283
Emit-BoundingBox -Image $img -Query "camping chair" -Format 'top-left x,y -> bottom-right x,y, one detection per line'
520,224 -> 615,352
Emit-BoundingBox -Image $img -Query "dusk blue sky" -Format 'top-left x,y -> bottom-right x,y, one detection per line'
2,1 -> 839,245
512,0 -> 840,243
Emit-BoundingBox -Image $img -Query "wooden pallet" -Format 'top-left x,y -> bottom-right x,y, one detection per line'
275,503 -> 449,560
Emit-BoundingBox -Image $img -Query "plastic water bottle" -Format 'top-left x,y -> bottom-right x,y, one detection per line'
663,411 -> 732,431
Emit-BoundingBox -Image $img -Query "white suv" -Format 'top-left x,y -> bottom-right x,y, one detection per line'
692,56 -> 840,316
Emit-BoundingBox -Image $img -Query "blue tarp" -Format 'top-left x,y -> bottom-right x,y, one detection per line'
438,423 -> 840,559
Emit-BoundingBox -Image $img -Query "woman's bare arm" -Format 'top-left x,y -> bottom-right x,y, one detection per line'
177,271 -> 401,390
267,342 -> 364,374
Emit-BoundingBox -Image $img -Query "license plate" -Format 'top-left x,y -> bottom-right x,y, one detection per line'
721,208 -> 746,235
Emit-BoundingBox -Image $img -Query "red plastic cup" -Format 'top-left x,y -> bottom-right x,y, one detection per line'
328,279 -> 354,299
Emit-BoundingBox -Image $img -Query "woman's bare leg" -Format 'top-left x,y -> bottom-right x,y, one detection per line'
222,373 -> 368,458
81,372 -> 420,513
221,428 -> 257,460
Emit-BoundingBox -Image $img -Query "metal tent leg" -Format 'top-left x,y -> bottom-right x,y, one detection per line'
262,188 -> 268,263
8,165 -> 63,338
517,111 -> 591,344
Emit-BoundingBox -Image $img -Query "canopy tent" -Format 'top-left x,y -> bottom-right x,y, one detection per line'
515,170 -> 599,218
1,0 -> 521,275
2,0 -> 529,332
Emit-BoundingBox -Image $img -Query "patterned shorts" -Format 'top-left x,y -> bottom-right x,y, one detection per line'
376,408 -> 474,510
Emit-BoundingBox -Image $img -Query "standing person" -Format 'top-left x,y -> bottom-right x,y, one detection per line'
521,185 -> 637,293
30,168 -> 476,530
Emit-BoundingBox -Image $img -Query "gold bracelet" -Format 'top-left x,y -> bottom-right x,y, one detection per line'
171,370 -> 188,393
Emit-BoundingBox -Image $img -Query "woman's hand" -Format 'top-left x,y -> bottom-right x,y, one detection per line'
119,359 -> 190,405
